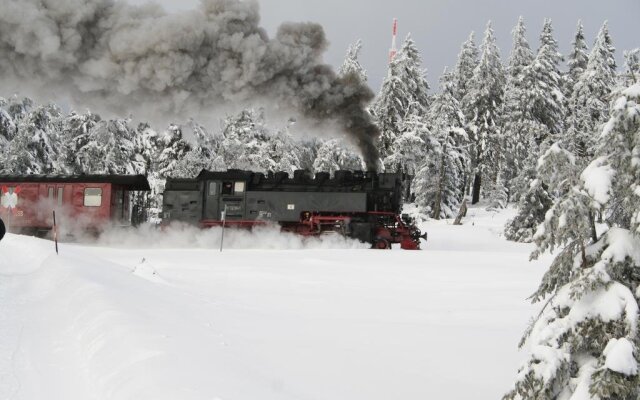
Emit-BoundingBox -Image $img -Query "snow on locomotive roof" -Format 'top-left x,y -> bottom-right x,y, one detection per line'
0,174 -> 151,191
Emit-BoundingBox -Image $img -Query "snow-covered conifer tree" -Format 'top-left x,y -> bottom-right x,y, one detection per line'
505,20 -> 567,238
220,108 -> 293,173
104,119 -> 139,174
392,35 -> 430,112
485,172 -> 509,211
133,123 -> 161,175
383,109 -> 427,175
157,124 -> 192,177
313,139 -> 365,175
414,70 -> 467,219
507,17 -> 534,80
504,83 -> 640,400
453,32 -> 479,102
5,103 -> 62,174
72,118 -> 140,174
6,96 -> 32,121
3,129 -> 39,174
501,17 -> 535,191
566,22 -> 617,162
171,147 -> 218,178
59,111 -> 101,174
504,141 -> 572,242
462,22 -> 505,204
264,128 -> 301,173
170,119 -> 225,177
564,21 -> 589,103
297,137 -> 322,172
372,34 -> 430,163
0,97 -> 16,146
620,49 -> 640,87
528,19 -> 564,140
190,119 -> 220,157
338,40 -> 367,83
504,177 -> 552,242
504,18 -> 564,179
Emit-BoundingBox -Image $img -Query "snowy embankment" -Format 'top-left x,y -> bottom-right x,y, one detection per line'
0,207 -> 550,400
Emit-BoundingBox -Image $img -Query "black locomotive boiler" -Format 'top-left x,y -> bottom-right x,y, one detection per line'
162,169 -> 426,249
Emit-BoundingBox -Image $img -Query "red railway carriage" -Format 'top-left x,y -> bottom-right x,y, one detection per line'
0,175 -> 150,234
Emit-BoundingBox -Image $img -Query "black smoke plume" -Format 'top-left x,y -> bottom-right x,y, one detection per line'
0,0 -> 380,170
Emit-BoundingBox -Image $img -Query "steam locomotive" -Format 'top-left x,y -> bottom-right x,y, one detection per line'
162,169 -> 426,249
0,170 -> 427,249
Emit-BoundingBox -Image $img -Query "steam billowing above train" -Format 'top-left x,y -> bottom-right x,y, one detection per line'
0,0 -> 380,170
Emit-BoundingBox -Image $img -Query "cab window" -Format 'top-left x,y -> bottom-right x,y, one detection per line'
222,182 -> 233,195
234,182 -> 245,194
84,188 -> 103,207
208,182 -> 218,196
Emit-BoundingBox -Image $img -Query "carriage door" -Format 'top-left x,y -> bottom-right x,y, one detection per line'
47,186 -> 55,203
47,185 -> 64,210
46,186 -> 65,225
48,186 -> 64,204
111,187 -> 126,224
204,181 -> 220,221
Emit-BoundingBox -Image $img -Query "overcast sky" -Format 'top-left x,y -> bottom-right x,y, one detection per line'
127,0 -> 639,91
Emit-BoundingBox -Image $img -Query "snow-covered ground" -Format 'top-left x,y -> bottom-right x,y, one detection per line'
0,206 -> 551,400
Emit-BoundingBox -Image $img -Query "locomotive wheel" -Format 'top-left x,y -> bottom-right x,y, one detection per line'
373,238 -> 391,250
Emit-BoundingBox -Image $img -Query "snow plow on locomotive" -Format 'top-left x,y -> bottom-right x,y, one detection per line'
162,169 -> 427,249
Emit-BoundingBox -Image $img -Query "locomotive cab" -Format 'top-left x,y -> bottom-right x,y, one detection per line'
196,170 -> 256,227
205,179 -> 248,222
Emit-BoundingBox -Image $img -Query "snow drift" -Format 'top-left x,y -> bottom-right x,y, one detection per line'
0,207 -> 548,400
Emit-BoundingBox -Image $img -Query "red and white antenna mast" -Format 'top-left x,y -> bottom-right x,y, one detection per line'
389,18 -> 398,63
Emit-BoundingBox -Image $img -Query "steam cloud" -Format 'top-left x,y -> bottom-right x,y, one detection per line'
92,223 -> 370,250
0,0 -> 380,170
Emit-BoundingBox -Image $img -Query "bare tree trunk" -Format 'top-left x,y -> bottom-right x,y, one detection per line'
472,173 -> 481,205
580,242 -> 588,268
588,210 -> 598,243
462,172 -> 469,197
454,199 -> 468,225
432,151 -> 446,220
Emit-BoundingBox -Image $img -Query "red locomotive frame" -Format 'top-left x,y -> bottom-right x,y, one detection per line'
199,211 -> 425,250
0,175 -> 150,235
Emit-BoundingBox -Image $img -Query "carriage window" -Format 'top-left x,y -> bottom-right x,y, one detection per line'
222,182 -> 233,195
234,182 -> 245,194
1,187 -> 18,208
57,188 -> 64,206
84,188 -> 103,207
208,182 -> 218,196
48,187 -> 54,199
